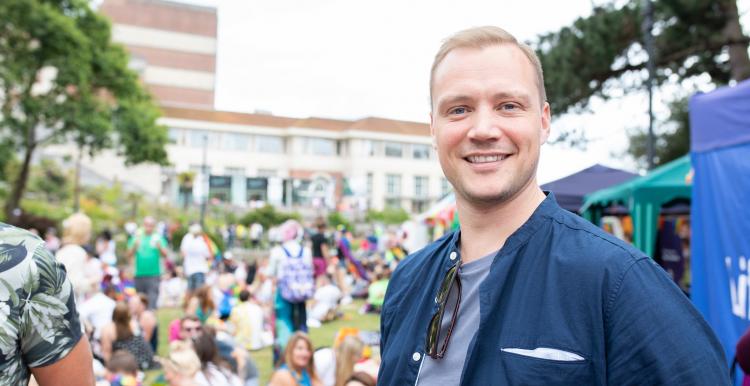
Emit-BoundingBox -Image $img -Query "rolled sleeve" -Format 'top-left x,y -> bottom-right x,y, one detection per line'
22,245 -> 83,368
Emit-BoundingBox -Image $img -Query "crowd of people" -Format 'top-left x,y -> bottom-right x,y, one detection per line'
29,210 -> 408,385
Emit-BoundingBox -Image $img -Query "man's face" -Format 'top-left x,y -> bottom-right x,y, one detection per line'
180,320 -> 202,340
430,44 -> 550,207
143,219 -> 156,234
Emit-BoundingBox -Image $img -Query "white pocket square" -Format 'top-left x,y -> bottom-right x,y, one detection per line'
501,347 -> 585,362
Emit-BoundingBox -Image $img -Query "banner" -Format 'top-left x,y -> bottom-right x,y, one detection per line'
692,147 -> 750,366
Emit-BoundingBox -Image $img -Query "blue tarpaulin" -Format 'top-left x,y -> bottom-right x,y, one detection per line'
689,79 -> 750,374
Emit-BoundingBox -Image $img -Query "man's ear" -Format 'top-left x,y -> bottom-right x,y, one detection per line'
540,102 -> 551,143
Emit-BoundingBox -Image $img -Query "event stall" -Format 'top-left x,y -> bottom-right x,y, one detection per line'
580,155 -> 692,257
540,164 -> 637,212
689,79 -> 750,367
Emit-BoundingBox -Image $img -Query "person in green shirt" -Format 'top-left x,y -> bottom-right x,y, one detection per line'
127,216 -> 168,309
365,264 -> 390,313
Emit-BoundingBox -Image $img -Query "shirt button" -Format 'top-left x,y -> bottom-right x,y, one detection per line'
412,352 -> 422,362
449,251 -> 457,261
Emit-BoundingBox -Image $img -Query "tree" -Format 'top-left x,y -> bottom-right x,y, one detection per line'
0,0 -> 169,218
240,204 -> 301,231
327,211 -> 353,232
534,0 -> 749,167
365,207 -> 410,225
27,158 -> 70,203
627,97 -> 690,166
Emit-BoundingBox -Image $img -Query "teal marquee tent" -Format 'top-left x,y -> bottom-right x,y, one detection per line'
580,155 -> 692,256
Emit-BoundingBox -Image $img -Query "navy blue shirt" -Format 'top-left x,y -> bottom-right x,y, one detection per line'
379,193 -> 729,385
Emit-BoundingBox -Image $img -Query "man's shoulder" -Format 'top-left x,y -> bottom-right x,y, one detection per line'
0,222 -> 44,246
0,223 -> 47,272
545,208 -> 647,270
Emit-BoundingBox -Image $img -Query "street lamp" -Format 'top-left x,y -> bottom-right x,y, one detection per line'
199,134 -> 208,227
642,0 -> 656,170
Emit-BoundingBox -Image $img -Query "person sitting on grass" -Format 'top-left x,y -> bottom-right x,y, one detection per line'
179,317 -> 259,386
270,332 -> 323,386
158,340 -> 201,386
100,302 -> 156,370
313,335 -> 364,386
362,264 -> 389,314
105,350 -> 142,386
229,289 -> 266,351
307,274 -> 342,328
129,293 -> 158,353
186,286 -> 216,324
192,332 -> 243,386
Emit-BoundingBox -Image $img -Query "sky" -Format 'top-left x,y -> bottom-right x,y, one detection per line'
179,0 -> 749,184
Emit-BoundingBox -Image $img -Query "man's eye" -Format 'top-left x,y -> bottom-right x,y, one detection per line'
449,107 -> 467,115
500,103 -> 519,111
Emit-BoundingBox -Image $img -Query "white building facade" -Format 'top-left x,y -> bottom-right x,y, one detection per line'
158,106 -> 449,214
42,0 -> 450,215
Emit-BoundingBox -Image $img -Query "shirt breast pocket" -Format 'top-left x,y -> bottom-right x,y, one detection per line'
500,348 -> 595,386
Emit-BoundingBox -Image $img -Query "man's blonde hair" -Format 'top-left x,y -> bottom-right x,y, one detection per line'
62,212 -> 92,245
430,26 -> 547,107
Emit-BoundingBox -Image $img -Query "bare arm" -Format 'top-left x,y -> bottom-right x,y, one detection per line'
186,296 -> 199,317
100,324 -> 114,364
141,312 -> 157,344
126,237 -> 140,259
268,370 -> 296,386
158,239 -> 169,257
231,348 -> 247,381
30,336 -> 95,386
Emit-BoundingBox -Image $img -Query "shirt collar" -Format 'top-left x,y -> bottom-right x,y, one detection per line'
446,192 -> 560,261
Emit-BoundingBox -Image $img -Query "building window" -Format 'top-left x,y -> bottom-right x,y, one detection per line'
441,177 -> 452,196
306,137 -> 336,156
208,175 -> 232,202
168,128 -> 183,145
223,133 -> 250,151
256,135 -> 284,153
414,176 -> 428,198
386,174 -> 401,197
366,173 -> 373,195
189,130 -> 220,149
246,177 -> 268,202
412,144 -> 431,160
364,140 -> 381,156
384,142 -> 403,158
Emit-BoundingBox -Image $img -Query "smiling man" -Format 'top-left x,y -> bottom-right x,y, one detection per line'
378,26 -> 729,385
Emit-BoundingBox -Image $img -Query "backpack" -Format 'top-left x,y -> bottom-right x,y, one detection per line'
218,289 -> 235,319
278,245 -> 314,302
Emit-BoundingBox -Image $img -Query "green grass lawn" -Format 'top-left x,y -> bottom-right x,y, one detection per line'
146,300 -> 380,385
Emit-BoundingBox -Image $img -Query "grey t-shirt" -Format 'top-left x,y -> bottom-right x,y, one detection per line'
417,250 -> 495,386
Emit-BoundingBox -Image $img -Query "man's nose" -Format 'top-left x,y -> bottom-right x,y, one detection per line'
468,106 -> 502,140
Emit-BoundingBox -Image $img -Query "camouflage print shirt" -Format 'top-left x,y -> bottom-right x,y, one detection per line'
0,223 -> 83,385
